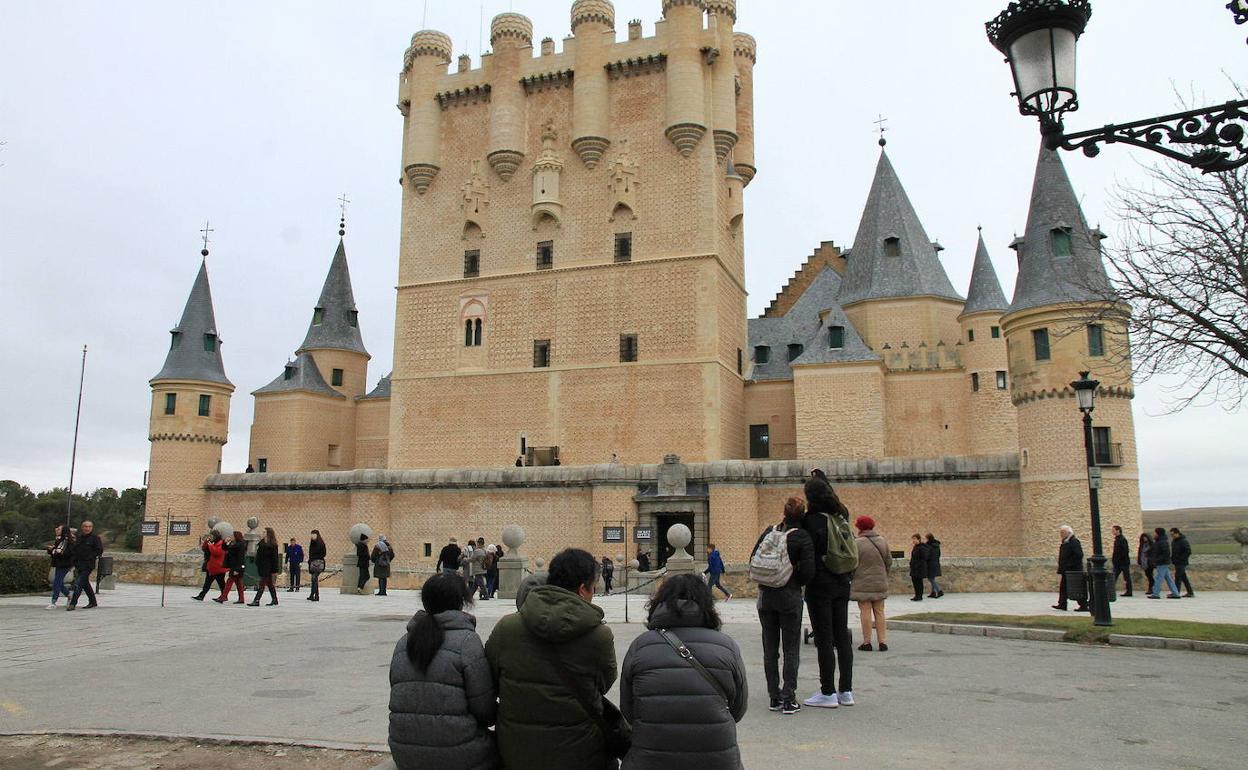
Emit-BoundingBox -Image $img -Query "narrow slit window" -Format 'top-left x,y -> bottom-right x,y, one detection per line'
164,393 -> 176,415
533,339 -> 551,368
465,319 -> 474,347
1087,324 -> 1105,357
1032,328 -> 1051,361
971,373 -> 980,392
464,250 -> 480,278
614,233 -> 633,263
967,329 -> 975,343
996,370 -> 1008,390
619,334 -> 638,363
332,368 -> 344,386
737,348 -> 743,375
474,318 -> 483,346
198,394 -> 211,417
536,241 -> 554,270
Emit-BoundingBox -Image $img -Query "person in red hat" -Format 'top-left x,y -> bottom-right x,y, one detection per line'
850,516 -> 892,652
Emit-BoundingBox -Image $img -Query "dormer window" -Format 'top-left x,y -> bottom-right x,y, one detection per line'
754,345 -> 770,364
170,331 -> 182,350
283,364 -> 296,381
1051,228 -> 1073,257
202,333 -> 217,353
828,326 -> 845,350
349,310 -> 359,328
883,237 -> 901,257
787,343 -> 804,362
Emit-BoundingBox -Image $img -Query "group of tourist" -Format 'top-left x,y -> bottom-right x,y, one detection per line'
43,521 -> 103,611
906,533 -> 944,600
188,527 -> 333,605
436,536 -> 505,600
1054,524 -> 1196,611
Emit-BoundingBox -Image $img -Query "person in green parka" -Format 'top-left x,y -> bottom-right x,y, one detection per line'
485,548 -> 617,770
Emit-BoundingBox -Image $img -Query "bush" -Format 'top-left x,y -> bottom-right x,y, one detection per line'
0,554 -> 48,594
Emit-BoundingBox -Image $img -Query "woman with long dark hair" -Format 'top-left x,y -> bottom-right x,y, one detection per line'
45,524 -> 75,610
389,573 -> 497,769
750,496 -> 815,714
214,531 -> 247,604
250,527 -> 280,607
801,469 -> 856,709
1137,532 -> 1154,596
307,529 -> 326,602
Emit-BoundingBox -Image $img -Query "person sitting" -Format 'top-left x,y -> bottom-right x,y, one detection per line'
620,573 -> 748,769
389,573 -> 498,769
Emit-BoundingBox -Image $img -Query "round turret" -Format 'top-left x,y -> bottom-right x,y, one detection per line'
490,12 -> 534,47
733,31 -> 757,62
705,0 -> 737,21
662,0 -> 707,17
571,0 -> 615,31
404,29 -> 452,70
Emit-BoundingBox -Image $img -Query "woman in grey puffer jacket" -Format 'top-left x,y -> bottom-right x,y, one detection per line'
620,574 -> 748,770
389,573 -> 497,770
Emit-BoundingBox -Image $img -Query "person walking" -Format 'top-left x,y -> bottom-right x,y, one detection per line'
908,534 -> 929,602
45,524 -> 75,610
703,544 -> 732,601
801,469 -> 856,709
469,538 -> 488,600
65,520 -> 103,611
215,530 -> 247,604
1111,525 -> 1133,597
749,497 -> 815,715
1053,525 -> 1087,611
250,527 -> 280,606
620,573 -> 749,769
1147,527 -> 1181,599
388,573 -> 498,769
924,533 -> 944,598
307,529 -> 326,602
851,516 -> 891,652
373,535 -> 395,596
1170,528 -> 1195,598
601,555 -> 615,595
485,545 -> 500,599
437,537 -> 463,577
356,533 -> 372,594
285,538 -> 304,592
485,548 -> 618,770
1137,532 -> 1154,596
193,530 -> 228,601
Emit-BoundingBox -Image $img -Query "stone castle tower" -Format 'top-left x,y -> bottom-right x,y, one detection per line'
146,257 -> 233,526
1003,146 -> 1142,547
386,0 -> 757,468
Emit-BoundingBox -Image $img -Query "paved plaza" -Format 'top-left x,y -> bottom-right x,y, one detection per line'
1,584 -> 1245,769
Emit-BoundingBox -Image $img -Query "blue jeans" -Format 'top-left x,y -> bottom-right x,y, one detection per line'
51,567 -> 72,603
928,577 -> 942,594
1150,565 -> 1179,597
707,572 -> 731,598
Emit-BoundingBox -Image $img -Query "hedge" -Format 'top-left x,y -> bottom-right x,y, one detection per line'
0,553 -> 47,594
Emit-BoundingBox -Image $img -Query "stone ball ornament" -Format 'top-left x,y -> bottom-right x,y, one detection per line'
212,522 -> 234,539
1233,526 -> 1248,546
206,516 -> 221,530
246,516 -> 259,531
667,523 -> 692,551
534,557 -> 546,569
349,523 -> 374,544
502,524 -> 526,551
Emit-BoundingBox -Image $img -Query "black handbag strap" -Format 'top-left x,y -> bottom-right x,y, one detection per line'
656,629 -> 731,709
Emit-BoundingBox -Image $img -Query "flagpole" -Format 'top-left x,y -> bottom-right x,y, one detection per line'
65,345 -> 87,528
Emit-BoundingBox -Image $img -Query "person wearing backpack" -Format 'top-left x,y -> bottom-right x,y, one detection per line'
373,535 -> 395,597
801,469 -> 857,709
749,497 -> 815,715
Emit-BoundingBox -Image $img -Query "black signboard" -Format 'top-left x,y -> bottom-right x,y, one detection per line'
170,521 -> 192,536
140,521 -> 159,537
634,526 -> 654,543
602,526 -> 625,543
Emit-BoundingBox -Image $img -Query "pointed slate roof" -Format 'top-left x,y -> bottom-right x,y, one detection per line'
298,239 -> 369,357
359,372 -> 392,401
1009,146 -> 1112,314
960,232 -> 1009,317
151,260 -> 232,386
838,149 -> 963,306
748,267 -> 878,381
252,352 -> 344,398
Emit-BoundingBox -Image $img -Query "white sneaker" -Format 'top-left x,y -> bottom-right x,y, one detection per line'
837,691 -> 855,706
45,604 -> 56,610
803,692 -> 839,709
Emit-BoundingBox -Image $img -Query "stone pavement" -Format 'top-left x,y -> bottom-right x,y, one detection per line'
1,584 -> 1245,769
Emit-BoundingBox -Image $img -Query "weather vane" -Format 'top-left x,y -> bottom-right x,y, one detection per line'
874,114 -> 889,147
338,194 -> 350,237
199,220 -> 214,257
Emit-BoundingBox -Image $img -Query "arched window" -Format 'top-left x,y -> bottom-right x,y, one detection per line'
465,319 -> 474,347
474,318 -> 483,346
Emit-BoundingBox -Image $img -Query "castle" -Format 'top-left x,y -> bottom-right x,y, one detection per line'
144,0 -> 1141,566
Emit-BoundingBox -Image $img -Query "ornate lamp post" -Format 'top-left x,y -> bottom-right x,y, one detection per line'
1071,372 -> 1112,627
986,0 -> 1248,173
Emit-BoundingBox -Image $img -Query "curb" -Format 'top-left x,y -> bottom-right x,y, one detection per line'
0,729 -> 387,754
890,620 -> 1248,655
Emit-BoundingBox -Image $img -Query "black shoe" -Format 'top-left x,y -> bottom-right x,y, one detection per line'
1183,593 -> 1195,598
878,643 -> 889,652
769,697 -> 782,712
65,605 -> 76,612
1052,605 -> 1067,611
286,588 -> 294,593
928,593 -> 938,598
782,699 -> 800,715
1167,594 -> 1181,599
246,601 -> 259,606
936,591 -> 945,598
1120,593 -> 1133,597
84,603 -> 98,609
212,597 -> 226,604
192,594 -> 205,601
267,601 -> 278,606
911,597 -> 923,601
858,643 -> 873,652
310,596 -> 319,602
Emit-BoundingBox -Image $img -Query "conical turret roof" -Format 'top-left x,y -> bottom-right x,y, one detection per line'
252,352 -> 344,398
298,239 -> 368,357
838,149 -> 962,306
1008,146 -> 1111,314
151,260 -> 232,386
961,231 -> 1009,317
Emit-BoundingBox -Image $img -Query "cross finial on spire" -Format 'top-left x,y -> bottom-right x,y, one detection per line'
338,194 -> 350,237
199,220 -> 214,257
874,114 -> 889,147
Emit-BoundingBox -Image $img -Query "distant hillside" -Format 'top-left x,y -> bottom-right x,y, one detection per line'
1143,507 -> 1248,548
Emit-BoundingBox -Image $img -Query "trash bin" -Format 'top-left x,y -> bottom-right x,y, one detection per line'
96,556 -> 116,591
1064,570 -> 1088,607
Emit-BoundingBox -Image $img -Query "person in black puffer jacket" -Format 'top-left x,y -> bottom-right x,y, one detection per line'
750,497 -> 815,714
215,531 -> 247,604
620,574 -> 748,770
307,529 -> 327,601
250,527 -> 280,606
801,469 -> 855,708
390,573 -> 497,769
908,535 -> 930,601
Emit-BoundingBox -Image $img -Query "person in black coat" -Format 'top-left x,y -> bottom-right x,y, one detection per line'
1110,525 -> 1133,596
436,538 -> 463,576
307,529 -> 327,602
1054,525 -> 1087,612
250,527 -> 280,606
800,469 -> 855,708
925,533 -> 944,598
215,531 -> 248,604
908,534 -> 930,601
1169,528 -> 1195,597
356,533 -> 372,593
751,496 -> 816,714
66,521 -> 103,611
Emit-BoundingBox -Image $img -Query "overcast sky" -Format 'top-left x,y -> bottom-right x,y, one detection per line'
1,1 -> 1244,510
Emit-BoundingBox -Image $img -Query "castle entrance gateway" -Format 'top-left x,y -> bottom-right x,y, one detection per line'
634,454 -> 708,569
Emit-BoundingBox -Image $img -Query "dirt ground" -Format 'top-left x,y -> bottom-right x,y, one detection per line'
0,735 -> 383,770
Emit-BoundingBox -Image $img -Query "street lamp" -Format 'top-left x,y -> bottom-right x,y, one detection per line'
1070,371 -> 1112,627
986,0 -> 1248,173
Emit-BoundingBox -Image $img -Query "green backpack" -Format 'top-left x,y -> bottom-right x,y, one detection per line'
821,513 -> 859,574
